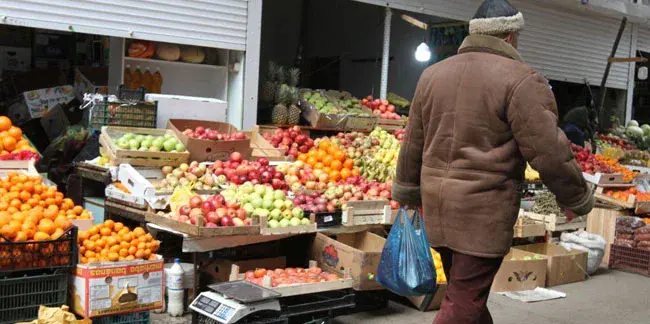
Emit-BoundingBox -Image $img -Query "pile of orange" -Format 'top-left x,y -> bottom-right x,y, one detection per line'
0,172 -> 91,243
78,220 -> 160,264
0,116 -> 37,155
297,139 -> 359,182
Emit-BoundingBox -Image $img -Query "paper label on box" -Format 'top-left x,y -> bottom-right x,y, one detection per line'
90,284 -> 110,299
324,215 -> 333,223
91,298 -> 112,311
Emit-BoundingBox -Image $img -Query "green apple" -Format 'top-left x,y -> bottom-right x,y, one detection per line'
249,192 -> 261,202
251,198 -> 264,209
243,203 -> 255,216
145,135 -> 154,141
289,217 -> 301,227
283,200 -> 293,209
122,133 -> 135,140
268,219 -> 280,228
292,207 -> 304,219
300,218 -> 311,225
164,133 -> 174,140
282,209 -> 293,220
273,190 -> 285,201
116,140 -> 129,149
135,135 -> 145,142
129,139 -> 140,150
270,209 -> 282,220
279,219 -> 290,228
163,140 -> 176,152
262,199 -> 274,210
149,146 -> 160,152
254,185 -> 266,196
175,143 -> 185,152
273,200 -> 284,210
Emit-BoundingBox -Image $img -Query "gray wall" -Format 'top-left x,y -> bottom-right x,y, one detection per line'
260,0 -> 450,100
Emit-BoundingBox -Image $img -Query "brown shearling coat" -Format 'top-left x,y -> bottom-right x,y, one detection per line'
392,35 -> 593,258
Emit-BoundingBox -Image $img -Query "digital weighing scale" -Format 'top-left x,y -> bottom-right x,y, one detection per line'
190,281 -> 282,324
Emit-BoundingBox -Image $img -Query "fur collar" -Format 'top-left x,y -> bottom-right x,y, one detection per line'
458,34 -> 524,62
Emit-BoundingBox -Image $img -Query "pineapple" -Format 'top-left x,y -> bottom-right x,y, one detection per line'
287,104 -> 301,125
261,61 -> 278,103
287,67 -> 301,105
271,104 -> 288,124
277,84 -> 292,106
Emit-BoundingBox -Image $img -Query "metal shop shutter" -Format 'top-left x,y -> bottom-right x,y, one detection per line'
516,1 -> 632,90
0,0 -> 248,50
639,26 -> 650,53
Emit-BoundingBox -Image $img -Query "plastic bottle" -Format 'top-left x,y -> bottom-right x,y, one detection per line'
167,258 -> 185,317
142,67 -> 153,93
152,67 -> 163,94
123,64 -> 132,90
131,65 -> 143,90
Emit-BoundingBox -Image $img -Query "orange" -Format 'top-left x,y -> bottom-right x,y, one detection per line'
322,155 -> 334,167
119,248 -> 129,257
298,154 -> 307,162
72,206 -> 83,215
106,236 -> 118,247
125,255 -> 135,261
135,249 -> 145,259
329,170 -> 341,182
8,126 -> 22,140
128,246 -> 137,255
100,227 -> 112,236
318,140 -> 331,151
306,157 -> 317,166
78,231 -> 89,243
314,162 -> 324,170
43,208 -> 57,220
343,159 -> 355,169
33,231 -> 50,241
340,168 -> 351,180
37,219 -> 55,235
113,222 -> 125,232
351,168 -> 360,177
84,250 -> 96,258
327,146 -> 338,156
51,228 -> 64,239
109,245 -> 120,253
137,242 -> 146,250
143,249 -> 152,259
95,238 -> 106,249
14,231 -> 27,242
108,252 -> 119,262
132,227 -> 145,238
104,219 -> 115,230
2,137 -> 16,152
316,150 -> 327,162
330,160 -> 342,171
334,151 -> 345,161
0,116 -> 12,131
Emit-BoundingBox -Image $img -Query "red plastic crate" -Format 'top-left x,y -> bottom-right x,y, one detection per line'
0,227 -> 78,274
609,244 -> 650,277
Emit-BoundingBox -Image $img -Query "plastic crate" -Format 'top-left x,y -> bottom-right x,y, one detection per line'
89,99 -> 157,131
609,244 -> 650,276
0,271 -> 69,324
118,85 -> 146,101
0,226 -> 78,274
315,210 -> 342,228
93,311 -> 150,324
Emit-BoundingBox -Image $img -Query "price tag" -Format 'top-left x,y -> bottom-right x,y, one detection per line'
324,215 -> 333,223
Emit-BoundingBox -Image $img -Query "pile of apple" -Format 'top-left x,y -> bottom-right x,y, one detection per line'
211,153 -> 287,189
277,161 -> 331,193
162,193 -> 252,227
345,176 -> 399,209
244,266 -> 340,287
262,126 -> 315,159
360,96 -> 402,120
293,192 -> 337,214
393,129 -> 406,141
115,133 -> 184,152
182,126 -> 247,141
156,161 -> 219,192
220,182 -> 311,229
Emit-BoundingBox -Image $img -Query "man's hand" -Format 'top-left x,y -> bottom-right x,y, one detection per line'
562,207 -> 578,223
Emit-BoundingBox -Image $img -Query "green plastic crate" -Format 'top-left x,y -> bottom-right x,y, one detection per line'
93,311 -> 151,324
0,272 -> 69,324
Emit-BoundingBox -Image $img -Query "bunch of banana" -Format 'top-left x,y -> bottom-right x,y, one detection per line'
525,163 -> 540,182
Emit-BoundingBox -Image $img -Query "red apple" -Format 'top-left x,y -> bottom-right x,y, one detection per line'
235,208 -> 247,220
189,195 -> 203,208
230,152 -> 243,163
179,205 -> 191,216
206,211 -> 220,224
219,216 -> 232,227
216,208 -> 227,217
201,201 -> 215,214
195,126 -> 206,135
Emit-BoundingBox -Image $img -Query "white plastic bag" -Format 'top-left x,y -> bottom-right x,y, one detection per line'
560,231 -> 606,275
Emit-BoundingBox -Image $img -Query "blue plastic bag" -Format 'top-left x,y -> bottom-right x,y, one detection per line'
376,207 -> 437,296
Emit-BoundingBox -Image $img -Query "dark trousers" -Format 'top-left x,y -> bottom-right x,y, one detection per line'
433,247 -> 504,324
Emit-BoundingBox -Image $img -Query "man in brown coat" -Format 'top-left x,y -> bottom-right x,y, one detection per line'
392,0 -> 594,323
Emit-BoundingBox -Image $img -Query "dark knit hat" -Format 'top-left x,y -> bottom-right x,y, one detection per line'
469,0 -> 524,35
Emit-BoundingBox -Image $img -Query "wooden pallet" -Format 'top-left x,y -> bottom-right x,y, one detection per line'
376,118 -> 406,131
259,214 -> 317,235
229,260 -> 354,297
594,186 -> 636,209
100,126 -> 189,167
586,207 -> 632,268
342,200 -> 391,226
519,210 -> 587,232
145,211 -> 260,237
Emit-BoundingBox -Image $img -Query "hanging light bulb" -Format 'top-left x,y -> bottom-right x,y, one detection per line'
415,42 -> 431,62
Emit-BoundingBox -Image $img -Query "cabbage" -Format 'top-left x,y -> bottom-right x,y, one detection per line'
642,124 -> 650,137
626,125 -> 644,138
628,120 -> 640,128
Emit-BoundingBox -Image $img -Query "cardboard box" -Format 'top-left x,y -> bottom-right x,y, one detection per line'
40,103 -> 70,140
309,232 -> 385,290
71,256 -> 164,318
513,243 -> 588,287
300,101 -> 348,129
145,94 -> 228,129
202,256 -> 287,283
406,283 -> 447,312
491,249 -> 547,292
167,119 -> 251,162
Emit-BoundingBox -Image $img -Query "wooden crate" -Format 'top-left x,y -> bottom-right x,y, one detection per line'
100,126 -> 189,167
247,131 -> 291,162
520,210 -> 587,232
144,212 -> 260,237
342,200 -> 391,226
229,260 -> 354,297
586,207 -> 632,268
635,201 -> 650,214
513,217 -> 546,238
259,214 -> 317,235
376,118 -> 406,131
594,186 -> 635,209
582,172 -> 632,187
